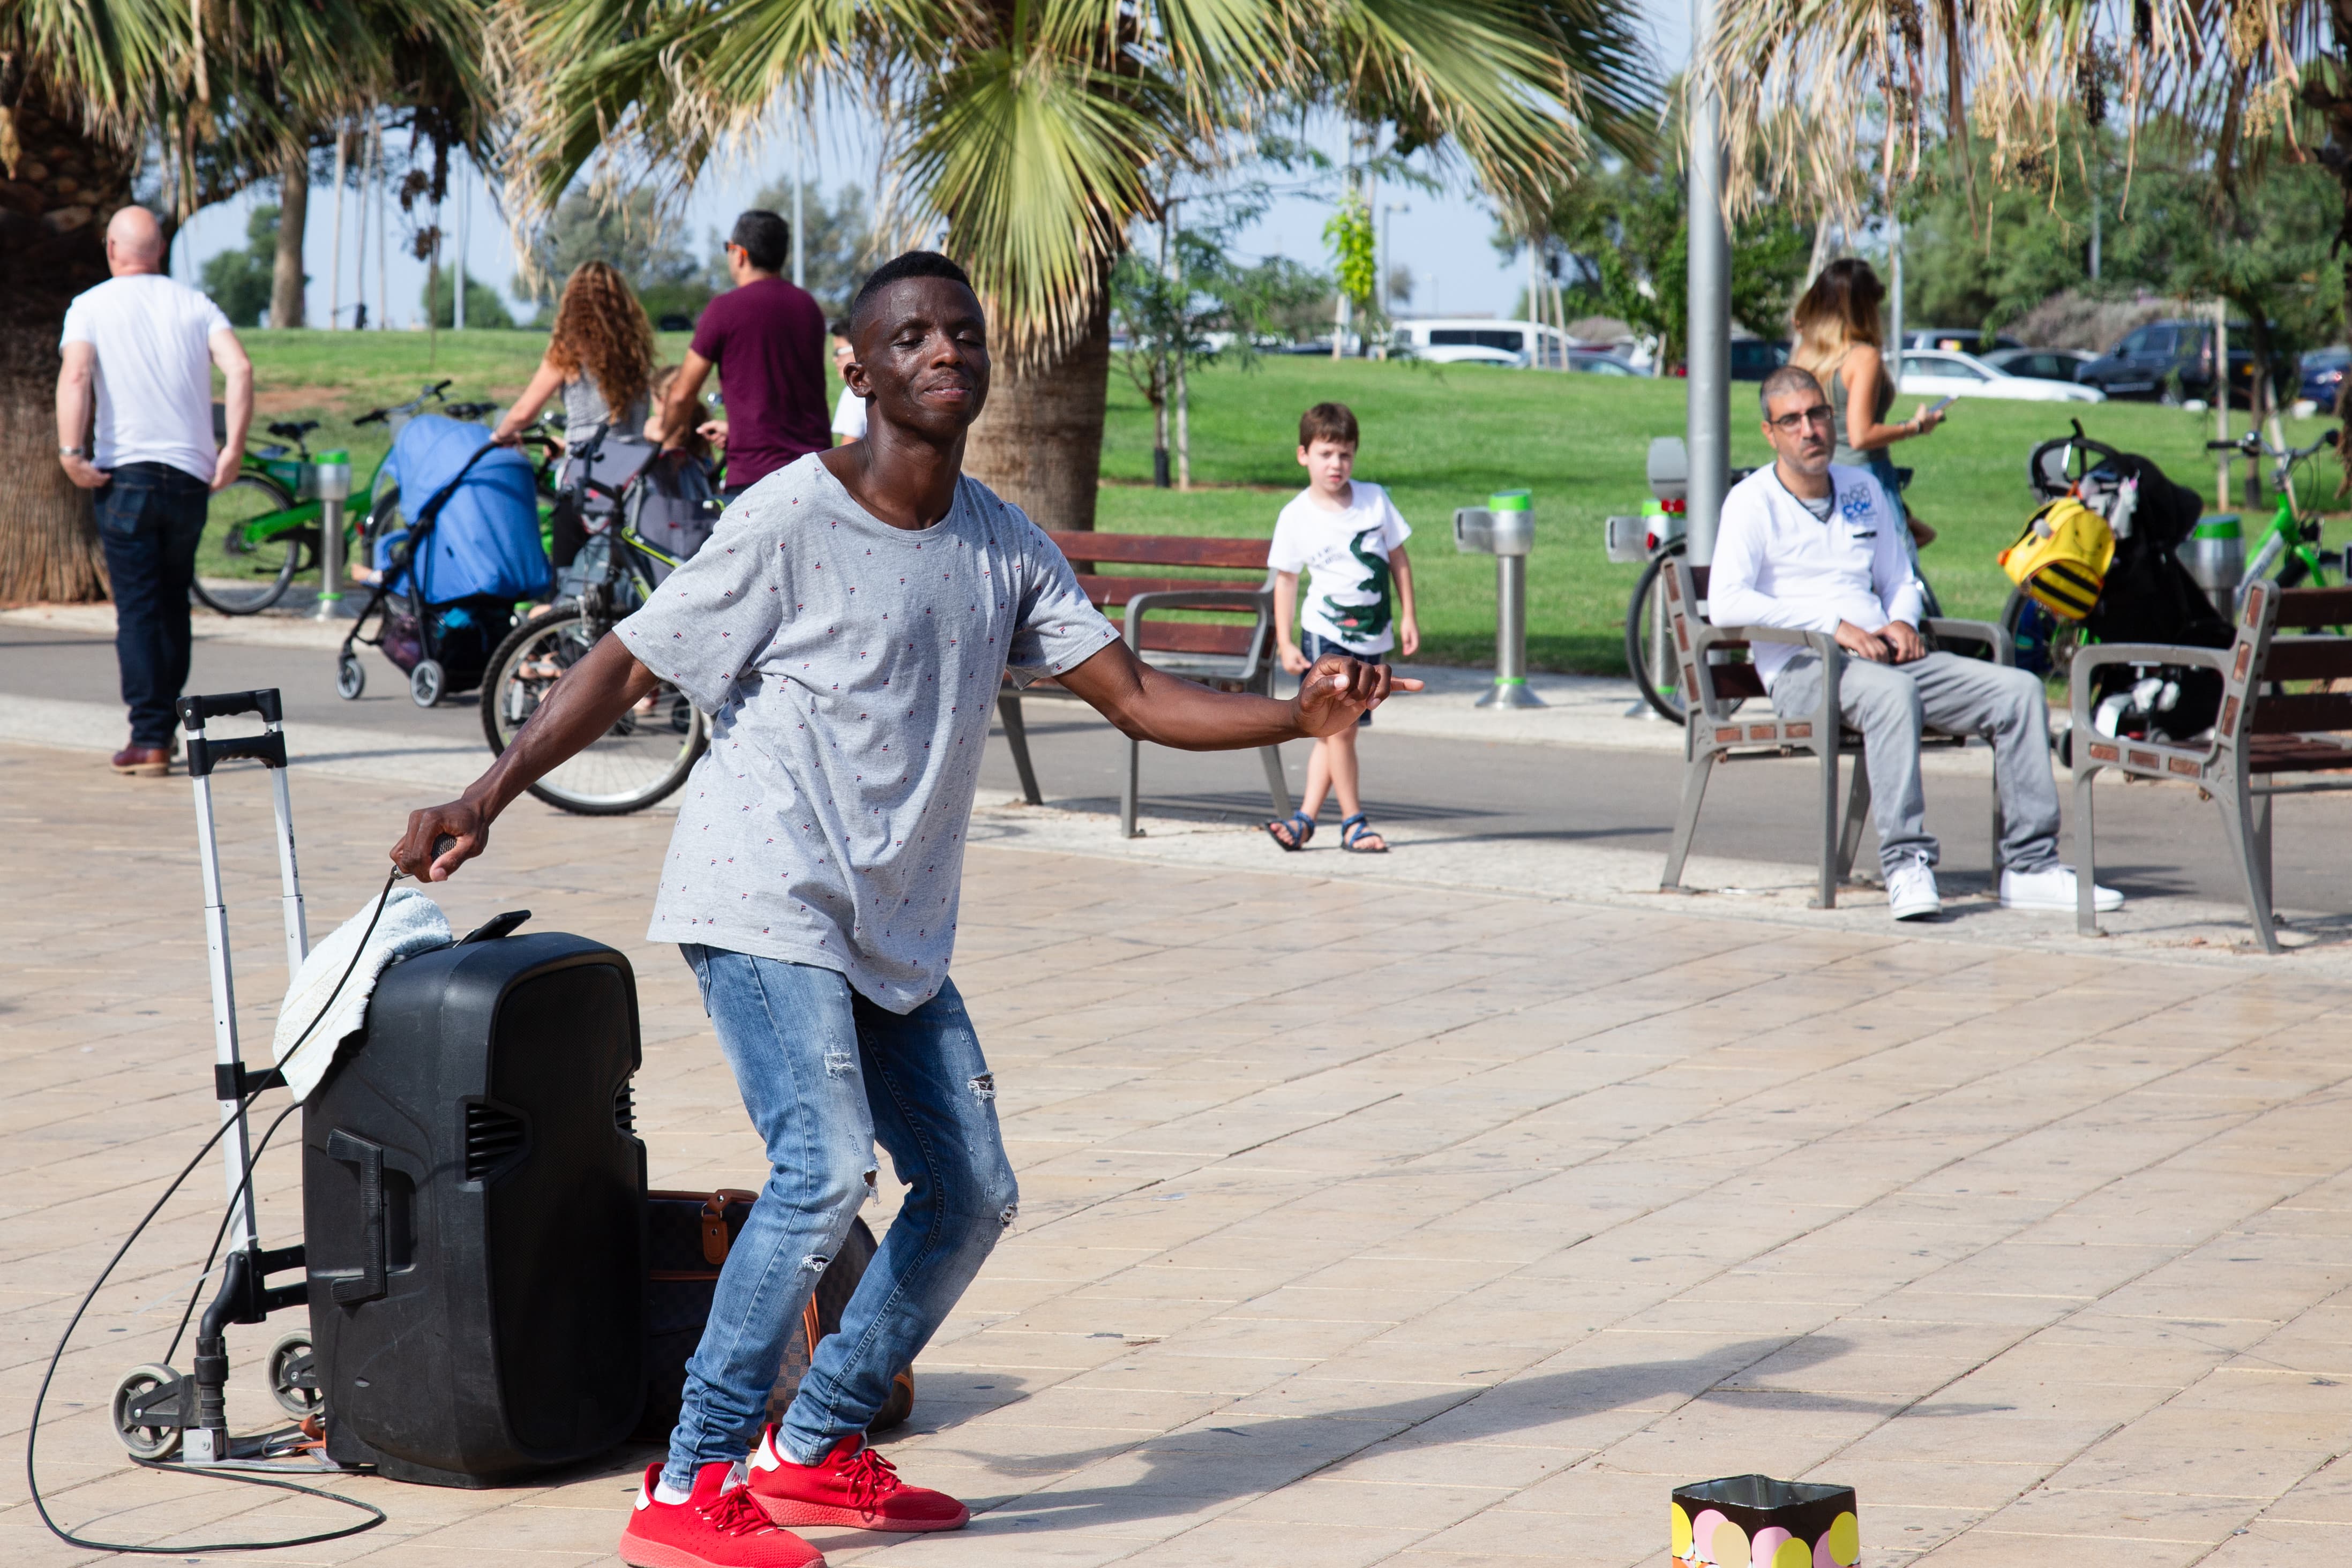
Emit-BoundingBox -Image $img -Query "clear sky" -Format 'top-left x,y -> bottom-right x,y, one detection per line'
170,0 -> 1693,331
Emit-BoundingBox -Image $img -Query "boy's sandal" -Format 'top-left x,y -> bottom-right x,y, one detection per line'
1265,812 -> 1315,852
1339,813 -> 1388,853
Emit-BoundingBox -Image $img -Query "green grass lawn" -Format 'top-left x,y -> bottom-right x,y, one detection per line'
224,330 -> 2324,672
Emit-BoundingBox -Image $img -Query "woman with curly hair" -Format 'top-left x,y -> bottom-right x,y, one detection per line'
492,260 -> 657,448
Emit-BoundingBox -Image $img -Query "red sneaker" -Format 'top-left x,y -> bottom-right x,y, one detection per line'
619,1460 -> 827,1568
747,1428 -> 970,1532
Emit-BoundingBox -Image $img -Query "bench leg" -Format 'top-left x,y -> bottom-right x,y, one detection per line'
1812,745 -> 1841,909
996,694 -> 1043,806
2074,765 -> 2100,937
1661,751 -> 1716,891
1121,735 -> 1142,839
2216,782 -> 2280,954
1258,744 -> 1291,821
1835,756 -> 1871,883
1990,775 -> 2007,891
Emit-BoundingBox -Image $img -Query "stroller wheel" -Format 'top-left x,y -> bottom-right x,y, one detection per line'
410,659 -> 446,709
336,652 -> 366,700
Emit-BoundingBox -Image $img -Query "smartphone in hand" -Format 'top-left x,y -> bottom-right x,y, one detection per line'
1924,396 -> 1958,417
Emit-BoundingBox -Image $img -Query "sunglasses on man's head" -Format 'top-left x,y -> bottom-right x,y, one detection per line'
1767,405 -> 1836,433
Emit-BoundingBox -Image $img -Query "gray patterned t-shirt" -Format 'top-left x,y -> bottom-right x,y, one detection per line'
616,455 -> 1118,1010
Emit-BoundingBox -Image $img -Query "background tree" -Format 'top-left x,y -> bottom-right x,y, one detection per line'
201,205 -> 287,327
423,263 -> 518,328
0,0 -> 488,602
507,0 -> 1659,531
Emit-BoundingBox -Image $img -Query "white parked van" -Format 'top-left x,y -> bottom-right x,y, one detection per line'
1389,318 -> 1576,368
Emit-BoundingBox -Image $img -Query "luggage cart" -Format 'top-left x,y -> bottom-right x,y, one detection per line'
108,690 -> 339,1471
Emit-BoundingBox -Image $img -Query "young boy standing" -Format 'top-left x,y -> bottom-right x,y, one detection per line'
1265,402 -> 1417,854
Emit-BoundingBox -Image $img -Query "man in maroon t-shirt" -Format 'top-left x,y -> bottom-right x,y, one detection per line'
660,211 -> 829,489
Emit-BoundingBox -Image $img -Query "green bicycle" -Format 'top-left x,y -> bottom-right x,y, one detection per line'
196,381 -> 499,614
2205,425 -> 2344,597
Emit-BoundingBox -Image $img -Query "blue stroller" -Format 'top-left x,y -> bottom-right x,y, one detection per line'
337,416 -> 551,707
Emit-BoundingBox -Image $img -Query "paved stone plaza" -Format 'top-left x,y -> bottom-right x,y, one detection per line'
9,733 -> 2352,1567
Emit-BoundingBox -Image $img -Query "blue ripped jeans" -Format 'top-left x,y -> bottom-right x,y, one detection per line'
666,947 -> 1017,1488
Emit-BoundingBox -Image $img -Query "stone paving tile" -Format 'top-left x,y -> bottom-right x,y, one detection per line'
10,741 -> 2352,1565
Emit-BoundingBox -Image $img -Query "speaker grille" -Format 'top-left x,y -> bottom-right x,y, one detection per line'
613,1081 -> 636,1136
463,1103 -> 527,1180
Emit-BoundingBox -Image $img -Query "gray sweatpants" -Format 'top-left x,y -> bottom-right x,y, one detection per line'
1771,650 -> 2061,877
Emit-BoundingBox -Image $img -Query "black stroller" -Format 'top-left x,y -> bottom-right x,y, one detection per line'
337,416 -> 551,708
2005,421 -> 2234,748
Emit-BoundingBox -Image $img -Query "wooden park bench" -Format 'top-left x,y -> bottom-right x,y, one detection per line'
1656,556 -> 2013,908
997,530 -> 1292,839
2070,579 -> 2352,951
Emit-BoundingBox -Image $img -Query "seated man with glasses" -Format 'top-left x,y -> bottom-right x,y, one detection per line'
1710,365 -> 2121,922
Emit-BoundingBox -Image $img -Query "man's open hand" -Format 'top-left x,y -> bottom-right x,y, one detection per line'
393,799 -> 488,882
1880,620 -> 1927,663
1834,620 -> 1890,663
1293,652 -> 1421,737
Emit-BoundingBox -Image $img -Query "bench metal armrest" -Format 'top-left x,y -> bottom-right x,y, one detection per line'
1690,624 -> 1840,730
1123,588 -> 1275,687
1924,617 -> 2011,665
2067,642 -> 2235,765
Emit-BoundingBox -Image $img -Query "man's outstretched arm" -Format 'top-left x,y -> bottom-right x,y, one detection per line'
1055,640 -> 1420,748
390,634 -> 661,880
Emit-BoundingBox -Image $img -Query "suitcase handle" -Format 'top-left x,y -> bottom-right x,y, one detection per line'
327,1130 -> 389,1304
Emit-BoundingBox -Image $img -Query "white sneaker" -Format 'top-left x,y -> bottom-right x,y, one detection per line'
1886,859 -> 1942,921
2002,864 -> 2123,913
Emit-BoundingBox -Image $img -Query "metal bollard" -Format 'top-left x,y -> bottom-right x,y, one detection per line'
311,449 -> 352,619
1453,489 -> 1545,709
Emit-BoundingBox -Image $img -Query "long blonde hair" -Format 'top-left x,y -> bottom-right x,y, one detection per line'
1788,258 -> 1887,379
547,261 -> 656,419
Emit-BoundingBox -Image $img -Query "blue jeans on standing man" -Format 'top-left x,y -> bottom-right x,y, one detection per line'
94,462 -> 210,747
664,947 -> 1018,1490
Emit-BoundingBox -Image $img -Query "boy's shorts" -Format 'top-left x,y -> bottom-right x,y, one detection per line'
1301,632 -> 1385,727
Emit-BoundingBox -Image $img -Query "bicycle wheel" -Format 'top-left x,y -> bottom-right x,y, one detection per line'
193,475 -> 300,613
480,606 -> 707,814
1623,548 -> 1688,723
2001,587 -> 2087,697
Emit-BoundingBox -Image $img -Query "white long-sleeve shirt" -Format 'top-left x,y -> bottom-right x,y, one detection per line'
1708,463 -> 1924,689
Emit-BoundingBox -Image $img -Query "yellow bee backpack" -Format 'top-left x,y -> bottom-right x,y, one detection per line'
2000,496 -> 2116,620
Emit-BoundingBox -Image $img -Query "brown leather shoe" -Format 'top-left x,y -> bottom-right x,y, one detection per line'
111,745 -> 170,777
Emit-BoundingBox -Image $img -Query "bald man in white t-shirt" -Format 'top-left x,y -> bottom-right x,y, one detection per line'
56,206 -> 254,777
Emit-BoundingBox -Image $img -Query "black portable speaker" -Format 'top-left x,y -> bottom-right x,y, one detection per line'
303,929 -> 647,1487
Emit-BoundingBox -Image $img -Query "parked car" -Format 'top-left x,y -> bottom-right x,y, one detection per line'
1897,349 -> 2105,403
1389,318 -> 1572,367
1730,339 -> 1789,381
2299,347 -> 2350,410
1897,328 -> 2024,357
2076,319 -> 2260,406
1982,347 -> 2093,383
1567,351 -> 1639,376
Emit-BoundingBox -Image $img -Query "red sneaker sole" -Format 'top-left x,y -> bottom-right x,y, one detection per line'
617,1527 -> 827,1568
754,1498 -> 970,1533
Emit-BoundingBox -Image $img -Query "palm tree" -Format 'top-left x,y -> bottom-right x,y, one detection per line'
0,0 -> 485,603
1699,0 -> 2340,335
506,0 -> 1659,530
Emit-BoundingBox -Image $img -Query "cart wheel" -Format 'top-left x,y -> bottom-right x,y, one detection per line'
336,653 -> 366,700
410,659 -> 445,708
267,1331 -> 321,1417
111,1363 -> 184,1461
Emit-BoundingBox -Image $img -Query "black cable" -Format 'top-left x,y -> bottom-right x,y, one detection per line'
163,1099 -> 303,1367
27,866 -> 405,1554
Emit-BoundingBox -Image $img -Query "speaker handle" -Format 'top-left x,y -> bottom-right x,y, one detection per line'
326,1130 -> 389,1304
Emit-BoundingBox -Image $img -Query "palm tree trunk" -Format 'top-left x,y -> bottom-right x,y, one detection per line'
964,291 -> 1111,531
0,81 -> 125,604
272,137 -> 310,329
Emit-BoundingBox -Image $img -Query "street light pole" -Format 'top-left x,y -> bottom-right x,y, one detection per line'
1684,0 -> 1732,566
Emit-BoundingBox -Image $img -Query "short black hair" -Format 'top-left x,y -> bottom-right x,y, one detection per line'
828,317 -> 852,339
1299,402 -> 1359,448
849,251 -> 975,334
1759,364 -> 1824,414
729,211 -> 791,273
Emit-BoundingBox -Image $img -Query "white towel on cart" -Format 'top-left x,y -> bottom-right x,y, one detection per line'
273,888 -> 453,1101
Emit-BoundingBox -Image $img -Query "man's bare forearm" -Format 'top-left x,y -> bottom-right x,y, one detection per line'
1123,664 -> 1303,749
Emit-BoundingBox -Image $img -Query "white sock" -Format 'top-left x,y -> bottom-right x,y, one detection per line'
654,1477 -> 695,1506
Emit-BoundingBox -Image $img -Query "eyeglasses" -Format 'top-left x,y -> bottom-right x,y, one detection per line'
1767,406 -> 1837,433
